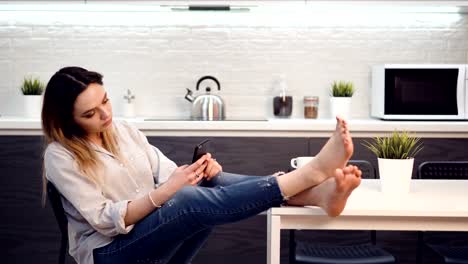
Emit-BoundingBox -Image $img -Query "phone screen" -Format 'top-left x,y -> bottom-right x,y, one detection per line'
192,139 -> 211,163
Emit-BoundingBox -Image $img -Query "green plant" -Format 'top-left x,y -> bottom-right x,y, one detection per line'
21,76 -> 45,95
363,131 -> 423,159
330,80 -> 355,97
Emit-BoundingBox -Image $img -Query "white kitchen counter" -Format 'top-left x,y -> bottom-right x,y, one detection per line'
0,116 -> 467,137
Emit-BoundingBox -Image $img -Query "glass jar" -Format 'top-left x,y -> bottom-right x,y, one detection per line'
273,95 -> 293,117
304,96 -> 319,119
272,75 -> 293,118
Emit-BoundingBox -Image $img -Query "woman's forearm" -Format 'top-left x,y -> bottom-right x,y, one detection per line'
124,182 -> 178,226
124,160 -> 209,226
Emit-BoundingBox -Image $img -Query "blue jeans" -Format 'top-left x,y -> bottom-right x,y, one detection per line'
93,172 -> 284,264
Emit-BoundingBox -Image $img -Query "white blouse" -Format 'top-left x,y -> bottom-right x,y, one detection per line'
44,120 -> 177,264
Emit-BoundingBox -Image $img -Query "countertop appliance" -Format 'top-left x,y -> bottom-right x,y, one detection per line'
184,76 -> 225,121
371,64 -> 468,120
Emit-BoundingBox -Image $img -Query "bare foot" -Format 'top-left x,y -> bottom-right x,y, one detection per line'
297,116 -> 354,186
274,117 -> 354,199
287,165 -> 361,217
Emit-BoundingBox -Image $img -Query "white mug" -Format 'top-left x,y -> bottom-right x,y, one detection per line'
290,156 -> 314,169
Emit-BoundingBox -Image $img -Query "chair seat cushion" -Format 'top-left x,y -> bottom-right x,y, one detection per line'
295,241 -> 396,264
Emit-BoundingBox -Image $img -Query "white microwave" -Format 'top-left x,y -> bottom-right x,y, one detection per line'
371,64 -> 468,120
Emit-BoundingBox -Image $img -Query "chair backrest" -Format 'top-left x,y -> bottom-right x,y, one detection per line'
347,160 -> 377,179
418,161 -> 468,180
46,181 -> 69,235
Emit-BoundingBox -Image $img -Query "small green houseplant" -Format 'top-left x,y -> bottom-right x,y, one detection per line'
21,76 -> 45,118
330,80 -> 355,97
363,131 -> 423,194
363,131 -> 423,159
329,80 -> 355,119
21,76 -> 45,95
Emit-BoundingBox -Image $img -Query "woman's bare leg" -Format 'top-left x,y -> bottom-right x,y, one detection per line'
276,116 -> 354,198
287,165 -> 362,217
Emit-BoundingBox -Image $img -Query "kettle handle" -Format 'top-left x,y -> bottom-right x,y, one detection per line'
196,76 -> 220,91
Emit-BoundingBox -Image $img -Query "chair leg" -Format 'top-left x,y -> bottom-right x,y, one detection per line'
289,229 -> 296,264
59,234 -> 67,264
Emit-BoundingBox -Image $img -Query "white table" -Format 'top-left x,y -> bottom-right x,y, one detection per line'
267,179 -> 468,264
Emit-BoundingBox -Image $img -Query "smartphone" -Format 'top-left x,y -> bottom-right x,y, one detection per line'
192,139 -> 211,163
192,139 -> 211,185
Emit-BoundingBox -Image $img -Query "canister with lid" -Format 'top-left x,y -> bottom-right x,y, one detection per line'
303,96 -> 319,119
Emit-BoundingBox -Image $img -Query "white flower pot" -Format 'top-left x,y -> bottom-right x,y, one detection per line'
23,95 -> 43,118
378,158 -> 414,194
330,97 -> 351,119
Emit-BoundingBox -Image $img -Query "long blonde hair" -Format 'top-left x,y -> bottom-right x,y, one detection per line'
41,67 -> 122,206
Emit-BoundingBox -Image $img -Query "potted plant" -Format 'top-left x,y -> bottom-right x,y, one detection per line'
363,131 -> 423,194
21,76 -> 45,118
329,80 -> 355,119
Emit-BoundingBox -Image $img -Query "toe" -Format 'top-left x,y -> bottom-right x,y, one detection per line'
335,168 -> 344,180
335,169 -> 346,191
343,165 -> 353,174
356,169 -> 362,178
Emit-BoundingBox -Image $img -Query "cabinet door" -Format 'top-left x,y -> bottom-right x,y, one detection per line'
0,136 -> 67,263
148,136 -> 309,176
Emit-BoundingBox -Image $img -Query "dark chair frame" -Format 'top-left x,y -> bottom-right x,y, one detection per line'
47,181 -> 70,264
289,160 -> 396,264
417,161 -> 468,180
417,161 -> 468,264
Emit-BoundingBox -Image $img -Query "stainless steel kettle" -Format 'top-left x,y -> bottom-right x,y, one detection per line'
184,76 -> 225,121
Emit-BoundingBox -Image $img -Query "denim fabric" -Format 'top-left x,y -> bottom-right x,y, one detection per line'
93,172 -> 284,264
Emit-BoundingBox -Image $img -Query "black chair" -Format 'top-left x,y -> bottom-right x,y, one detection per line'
417,161 -> 468,264
418,161 -> 468,180
290,160 -> 396,264
47,181 -> 70,264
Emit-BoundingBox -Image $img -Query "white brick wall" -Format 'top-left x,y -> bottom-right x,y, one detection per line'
0,6 -> 467,119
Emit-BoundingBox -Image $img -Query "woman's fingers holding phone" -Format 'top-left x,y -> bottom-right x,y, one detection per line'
196,153 -> 211,163
205,160 -> 215,179
190,162 -> 208,185
205,158 -> 223,180
188,153 -> 210,169
167,164 -> 196,188
186,157 -> 209,184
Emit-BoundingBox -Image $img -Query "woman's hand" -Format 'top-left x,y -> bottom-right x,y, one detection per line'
166,154 -> 210,189
203,154 -> 223,181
